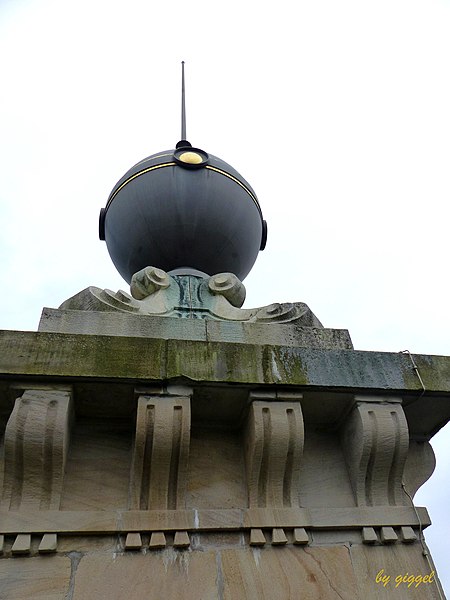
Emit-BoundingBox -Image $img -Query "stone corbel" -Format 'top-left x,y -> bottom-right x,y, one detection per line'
127,388 -> 191,549
1,388 -> 73,512
1,387 -> 73,555
341,396 -> 409,508
244,391 -> 304,546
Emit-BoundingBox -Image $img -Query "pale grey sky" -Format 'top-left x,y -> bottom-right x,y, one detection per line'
1,0 -> 449,591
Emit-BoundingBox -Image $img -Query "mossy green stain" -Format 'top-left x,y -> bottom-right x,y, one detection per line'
1,331 -> 450,393
276,346 -> 309,384
400,353 -> 450,392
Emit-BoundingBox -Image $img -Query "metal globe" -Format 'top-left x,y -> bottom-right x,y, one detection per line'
99,145 -> 267,283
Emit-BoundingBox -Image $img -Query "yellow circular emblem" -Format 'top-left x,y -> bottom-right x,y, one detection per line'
178,151 -> 203,165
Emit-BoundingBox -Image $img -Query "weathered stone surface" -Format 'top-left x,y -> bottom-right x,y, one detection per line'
0,506 -> 432,536
2,330 -> 449,394
350,543 -> 442,598
250,529 -> 266,546
124,532 -> 142,550
293,527 -> 309,544
380,526 -> 399,543
245,398 -> 304,509
40,307 -> 206,341
71,551 -> 218,600
56,271 -> 324,326
0,556 -> 71,599
221,546 -> 358,599
130,394 -> 191,511
2,389 -> 72,511
186,430 -> 247,510
57,535 -> 119,553
298,430 -> 356,509
60,419 -> 131,511
39,307 -> 353,349
341,398 -> 409,507
0,540 -> 443,599
403,441 -> 436,498
400,526 -> 417,543
11,533 -> 31,554
3,329 -> 448,440
173,530 -> 190,548
38,533 -> 58,553
362,527 -> 379,544
271,528 -> 288,545
1,293 -> 449,600
149,531 -> 166,548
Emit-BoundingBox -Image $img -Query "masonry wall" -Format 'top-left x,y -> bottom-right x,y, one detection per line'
0,328 -> 448,599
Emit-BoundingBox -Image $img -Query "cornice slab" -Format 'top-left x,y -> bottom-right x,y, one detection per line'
1,330 -> 449,394
0,506 -> 430,534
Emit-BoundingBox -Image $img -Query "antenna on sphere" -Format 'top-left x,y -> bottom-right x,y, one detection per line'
181,61 -> 186,140
177,61 -> 191,148
99,60 -> 267,281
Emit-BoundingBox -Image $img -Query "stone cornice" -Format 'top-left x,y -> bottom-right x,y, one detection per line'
0,506 -> 431,535
1,330 -> 449,394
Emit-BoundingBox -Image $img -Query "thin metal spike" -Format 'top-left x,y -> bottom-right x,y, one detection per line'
181,61 -> 186,141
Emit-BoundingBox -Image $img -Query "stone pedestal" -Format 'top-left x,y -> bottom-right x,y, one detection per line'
0,274 -> 448,598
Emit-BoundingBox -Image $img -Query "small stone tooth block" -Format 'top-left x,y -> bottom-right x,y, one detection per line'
272,528 -> 288,545
380,527 -> 398,544
149,532 -> 166,549
12,534 -> 31,555
250,529 -> 266,546
0,535 -> 4,555
39,533 -> 57,553
362,527 -> 378,544
125,532 -> 143,550
173,531 -> 190,548
293,528 -> 309,545
400,526 -> 417,543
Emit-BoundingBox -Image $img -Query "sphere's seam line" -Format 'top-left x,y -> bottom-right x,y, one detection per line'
104,163 -> 262,216
105,162 -> 176,210
133,153 -> 174,168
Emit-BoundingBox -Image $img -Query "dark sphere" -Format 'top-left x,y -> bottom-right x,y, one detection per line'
99,146 -> 267,283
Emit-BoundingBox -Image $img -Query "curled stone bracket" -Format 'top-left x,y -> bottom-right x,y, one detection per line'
57,266 -> 323,325
207,273 -> 246,307
130,266 -> 171,300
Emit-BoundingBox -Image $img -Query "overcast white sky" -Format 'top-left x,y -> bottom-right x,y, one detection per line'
1,0 -> 449,591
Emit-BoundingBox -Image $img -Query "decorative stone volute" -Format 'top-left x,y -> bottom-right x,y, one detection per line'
58,266 -> 323,325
